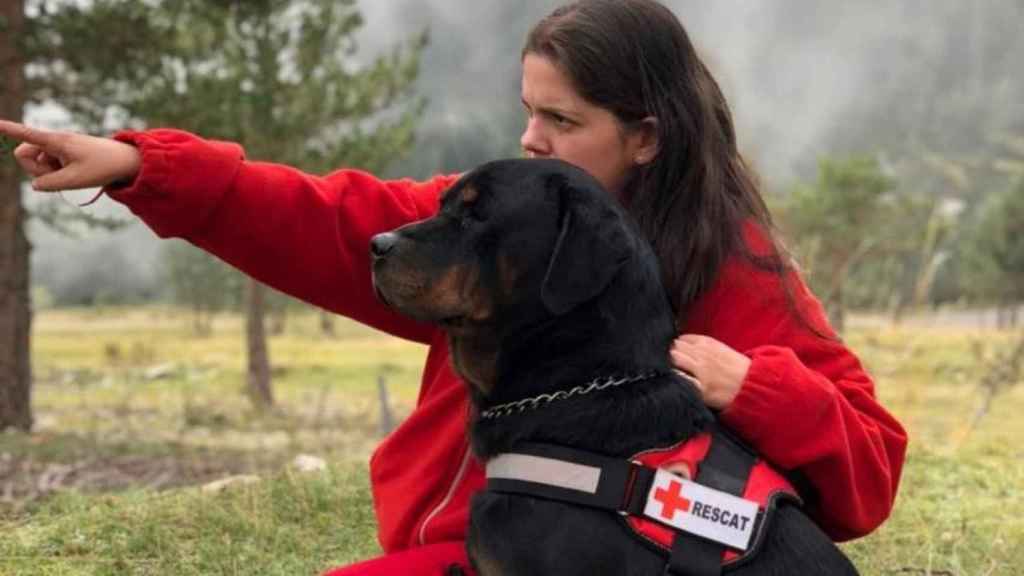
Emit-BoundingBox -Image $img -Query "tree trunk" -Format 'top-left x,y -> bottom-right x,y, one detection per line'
191,302 -> 211,337
245,278 -> 273,409
826,283 -> 846,335
0,0 -> 33,432
887,290 -> 905,326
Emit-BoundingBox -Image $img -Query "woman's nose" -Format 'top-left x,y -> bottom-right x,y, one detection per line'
520,118 -> 549,158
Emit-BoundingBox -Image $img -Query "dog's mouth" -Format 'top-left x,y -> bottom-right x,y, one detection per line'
372,282 -> 391,308
373,278 -> 471,329
371,269 -> 422,313
373,263 -> 486,330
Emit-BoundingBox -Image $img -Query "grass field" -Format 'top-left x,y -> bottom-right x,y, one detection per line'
1,307 -> 1022,575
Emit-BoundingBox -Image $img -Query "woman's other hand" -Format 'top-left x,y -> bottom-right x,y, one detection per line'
0,119 -> 141,192
670,334 -> 750,410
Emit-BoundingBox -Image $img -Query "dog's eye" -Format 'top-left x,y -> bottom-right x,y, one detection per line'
460,204 -> 486,225
447,211 -> 475,230
461,210 -> 485,229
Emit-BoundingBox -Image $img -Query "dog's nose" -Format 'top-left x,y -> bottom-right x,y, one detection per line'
370,232 -> 399,259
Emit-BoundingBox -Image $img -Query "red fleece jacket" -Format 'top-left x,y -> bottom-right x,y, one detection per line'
104,129 -> 907,549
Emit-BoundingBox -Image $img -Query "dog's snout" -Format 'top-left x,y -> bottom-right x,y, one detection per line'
370,232 -> 399,259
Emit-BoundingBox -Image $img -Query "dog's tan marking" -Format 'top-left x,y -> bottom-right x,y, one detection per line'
422,264 -> 498,395
471,547 -> 506,576
460,184 -> 479,204
423,266 -> 467,314
449,331 -> 498,396
497,252 -> 521,300
419,264 -> 493,323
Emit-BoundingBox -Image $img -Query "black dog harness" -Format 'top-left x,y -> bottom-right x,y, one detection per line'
485,427 -> 801,575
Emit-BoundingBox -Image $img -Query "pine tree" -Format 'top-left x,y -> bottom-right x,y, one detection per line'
14,0 -> 426,411
0,0 -> 32,431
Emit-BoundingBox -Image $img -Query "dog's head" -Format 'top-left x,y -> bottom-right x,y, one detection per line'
371,158 -> 639,332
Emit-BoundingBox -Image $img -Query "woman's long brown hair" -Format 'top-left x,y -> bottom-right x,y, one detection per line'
524,0 -> 793,324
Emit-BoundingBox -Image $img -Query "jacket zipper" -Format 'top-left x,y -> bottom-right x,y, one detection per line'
418,442 -> 473,546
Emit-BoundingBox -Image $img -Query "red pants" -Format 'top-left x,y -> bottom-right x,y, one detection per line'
322,542 -> 476,576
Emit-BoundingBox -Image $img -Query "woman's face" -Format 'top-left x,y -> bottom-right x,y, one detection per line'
520,53 -> 654,198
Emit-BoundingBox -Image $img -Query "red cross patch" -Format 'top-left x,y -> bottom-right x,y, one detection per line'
653,479 -> 691,521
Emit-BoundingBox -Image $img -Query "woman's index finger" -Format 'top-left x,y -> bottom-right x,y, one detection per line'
0,120 -> 54,147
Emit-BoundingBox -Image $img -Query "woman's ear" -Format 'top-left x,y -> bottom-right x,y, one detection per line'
631,116 -> 660,166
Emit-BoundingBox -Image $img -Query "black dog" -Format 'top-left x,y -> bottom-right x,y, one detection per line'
371,159 -> 859,575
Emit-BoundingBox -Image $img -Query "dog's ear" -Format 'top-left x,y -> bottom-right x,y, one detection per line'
541,174 -> 635,315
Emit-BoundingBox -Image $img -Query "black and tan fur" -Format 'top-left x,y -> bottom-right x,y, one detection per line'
371,159 -> 858,575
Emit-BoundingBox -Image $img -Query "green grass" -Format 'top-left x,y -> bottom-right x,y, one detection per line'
844,444 -> 1023,575
841,320 -> 1024,575
0,464 -> 380,575
25,306 -> 427,460
2,307 -> 1022,575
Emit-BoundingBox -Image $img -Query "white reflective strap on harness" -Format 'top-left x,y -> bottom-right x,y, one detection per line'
484,445 -> 759,552
487,452 -> 603,494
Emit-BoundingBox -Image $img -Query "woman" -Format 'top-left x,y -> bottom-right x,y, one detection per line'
0,1 -> 906,574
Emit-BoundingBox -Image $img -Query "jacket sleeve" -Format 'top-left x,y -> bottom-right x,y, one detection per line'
103,128 -> 458,344
688,228 -> 908,542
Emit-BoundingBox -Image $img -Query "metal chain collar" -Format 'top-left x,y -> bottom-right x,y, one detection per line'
478,371 -> 660,420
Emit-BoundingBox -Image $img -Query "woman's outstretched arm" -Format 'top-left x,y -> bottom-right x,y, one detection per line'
1,121 -> 457,343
